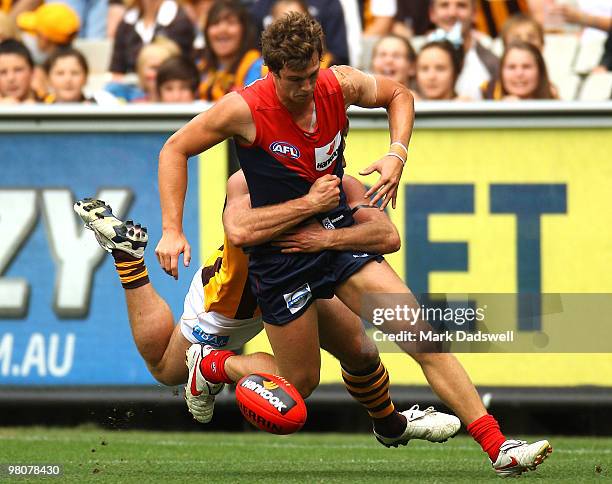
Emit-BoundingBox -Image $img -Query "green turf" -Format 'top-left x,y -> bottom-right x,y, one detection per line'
0,428 -> 609,483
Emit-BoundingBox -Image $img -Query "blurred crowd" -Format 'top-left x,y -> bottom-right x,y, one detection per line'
0,0 -> 611,105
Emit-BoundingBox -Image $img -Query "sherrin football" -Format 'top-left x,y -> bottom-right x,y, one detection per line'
236,373 -> 307,435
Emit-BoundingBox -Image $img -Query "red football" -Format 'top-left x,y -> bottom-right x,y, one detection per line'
236,373 -> 307,435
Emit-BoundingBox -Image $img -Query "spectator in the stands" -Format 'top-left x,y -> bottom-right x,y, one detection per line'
0,38 -> 39,103
43,47 -> 92,102
156,54 -> 199,102
107,36 -> 181,102
269,0 -> 332,68
370,34 -> 416,89
110,0 -> 195,76
248,0 -> 349,66
0,11 -> 19,42
415,40 -> 466,100
428,0 -> 499,99
483,41 -> 556,100
501,13 -> 544,51
16,3 -> 80,94
198,0 -> 264,101
16,3 -> 80,63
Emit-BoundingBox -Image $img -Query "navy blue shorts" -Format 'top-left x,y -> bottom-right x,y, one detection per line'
248,250 -> 384,325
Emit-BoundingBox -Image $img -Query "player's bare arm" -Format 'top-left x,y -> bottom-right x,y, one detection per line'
274,175 -> 401,254
156,93 -> 255,278
332,65 -> 414,210
223,171 -> 340,247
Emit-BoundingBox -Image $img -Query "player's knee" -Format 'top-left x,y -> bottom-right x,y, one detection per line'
340,334 -> 380,373
149,362 -> 184,387
290,372 -> 320,399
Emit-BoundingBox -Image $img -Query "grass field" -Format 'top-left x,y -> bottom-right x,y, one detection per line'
0,428 -> 610,483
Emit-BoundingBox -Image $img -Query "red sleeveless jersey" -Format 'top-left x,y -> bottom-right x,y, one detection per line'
236,69 -> 349,210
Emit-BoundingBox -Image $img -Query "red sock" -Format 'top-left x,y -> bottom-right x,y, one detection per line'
467,414 -> 507,461
199,349 -> 235,384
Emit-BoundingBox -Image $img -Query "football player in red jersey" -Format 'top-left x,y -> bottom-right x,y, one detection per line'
156,12 -> 551,477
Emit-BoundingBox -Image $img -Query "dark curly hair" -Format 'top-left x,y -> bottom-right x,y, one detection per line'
261,11 -> 324,74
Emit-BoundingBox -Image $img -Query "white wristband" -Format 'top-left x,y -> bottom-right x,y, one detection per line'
390,141 -> 408,156
386,152 -> 406,166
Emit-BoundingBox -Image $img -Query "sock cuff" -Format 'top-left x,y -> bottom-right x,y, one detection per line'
215,350 -> 235,384
200,349 -> 236,384
467,413 -> 495,433
114,257 -> 149,289
341,358 -> 382,378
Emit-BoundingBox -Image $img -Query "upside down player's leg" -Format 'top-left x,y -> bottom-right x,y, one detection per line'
122,284 -> 191,385
334,259 -> 552,476
74,198 -> 192,385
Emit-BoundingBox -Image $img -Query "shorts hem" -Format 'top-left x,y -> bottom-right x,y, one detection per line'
335,254 -> 384,286
261,294 -> 317,326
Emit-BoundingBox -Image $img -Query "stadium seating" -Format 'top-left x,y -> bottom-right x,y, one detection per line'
573,36 -> 607,75
578,72 -> 612,101
73,39 -> 114,74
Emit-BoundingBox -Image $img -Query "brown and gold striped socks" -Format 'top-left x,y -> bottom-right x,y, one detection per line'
112,250 -> 149,289
342,359 -> 406,437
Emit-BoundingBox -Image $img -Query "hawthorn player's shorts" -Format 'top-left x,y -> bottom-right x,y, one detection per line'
248,250 -> 384,326
179,266 -> 264,350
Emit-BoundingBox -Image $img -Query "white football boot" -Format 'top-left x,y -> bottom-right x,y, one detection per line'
185,344 -> 225,424
492,439 -> 552,478
74,198 -> 147,258
374,404 -> 461,447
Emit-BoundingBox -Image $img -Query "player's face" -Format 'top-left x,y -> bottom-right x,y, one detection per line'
159,79 -> 195,103
502,48 -> 539,99
430,0 -> 473,36
371,37 -> 414,87
416,47 -> 455,100
504,24 -> 543,51
275,53 -> 320,106
48,56 -> 87,102
0,53 -> 32,101
208,13 -> 243,61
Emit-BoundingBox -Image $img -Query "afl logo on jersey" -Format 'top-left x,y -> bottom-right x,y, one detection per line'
315,131 -> 342,171
270,141 -> 301,159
